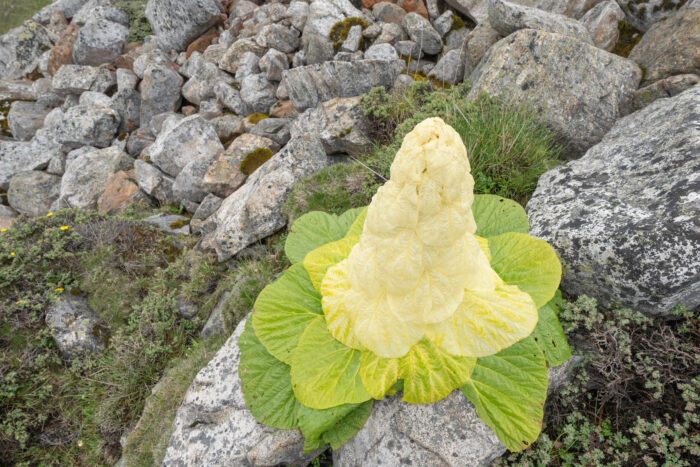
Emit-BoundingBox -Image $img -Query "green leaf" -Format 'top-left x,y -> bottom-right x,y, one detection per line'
345,207 -> 368,237
302,235 -> 359,293
322,400 -> 373,450
472,194 -> 529,237
488,232 -> 562,309
531,292 -> 571,367
291,318 -> 372,410
461,336 -> 548,452
360,339 -> 476,404
252,263 -> 323,364
297,401 -> 370,452
285,208 -> 365,264
238,319 -> 300,429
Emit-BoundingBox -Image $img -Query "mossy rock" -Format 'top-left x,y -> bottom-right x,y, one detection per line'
0,98 -> 33,138
450,14 -> 466,32
329,17 -> 369,50
247,112 -> 269,125
611,20 -> 643,58
240,148 -> 274,176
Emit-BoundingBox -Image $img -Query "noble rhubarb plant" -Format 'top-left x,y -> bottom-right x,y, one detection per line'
238,118 -> 571,452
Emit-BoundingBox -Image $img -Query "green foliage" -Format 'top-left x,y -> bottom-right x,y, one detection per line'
240,147 -> 274,175
497,298 -> 700,466
328,17 -> 368,50
247,112 -> 269,124
115,0 -> 153,44
0,0 -> 51,35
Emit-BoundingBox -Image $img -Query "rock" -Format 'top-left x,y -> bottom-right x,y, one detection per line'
203,43 -> 228,65
134,159 -> 175,204
7,101 -> 51,141
284,59 -> 404,112
628,10 -> 700,85
287,1 -> 310,31
468,28 -> 640,155
146,114 -> 223,177
0,205 -> 18,230
201,135 -> 332,260
270,99 -> 296,119
47,24 -> 78,76
235,52 -> 262,80
396,0 -> 430,17
239,74 -> 277,114
133,50 -> 172,80
183,61 -> 233,106
145,0 -> 223,52
200,290 -> 229,339
250,118 -> 291,147
33,0 -> 90,23
72,2 -> 129,27
291,96 -> 371,155
0,79 -> 36,100
46,295 -> 107,361
406,58 -> 435,74
375,22 -> 406,44
52,64 -> 116,95
116,68 -> 138,92
579,1 -> 625,51
625,74 -> 700,115
395,40 -> 424,59
211,114 -> 245,141
111,89 -> 142,133
0,21 -> 54,80
616,0 -> 693,32
334,357 -> 581,466
445,28 -> 470,51
72,18 -> 129,66
7,171 -> 61,216
187,28 -> 220,58
256,24 -> 300,54
341,25 -> 363,52
143,213 -> 190,235
429,48 -> 467,84
434,10 -> 456,37
140,63 -> 184,126
214,82 -> 249,115
97,170 -> 150,214
163,315 -> 319,466
445,0 -> 601,24
79,91 -> 111,107
527,85 -> 700,316
57,146 -> 133,209
402,12 -> 443,54
191,192 -> 222,235
302,0 -> 367,65
465,22 -> 501,70
365,43 -> 400,60
49,104 -> 120,149
202,152 -> 249,198
259,49 -> 289,82
488,0 -> 592,43
127,127 -> 155,157
173,159 -> 214,204
373,2 -> 408,25
218,39 -> 265,75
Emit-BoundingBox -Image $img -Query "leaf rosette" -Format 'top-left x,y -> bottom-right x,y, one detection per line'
239,118 -> 570,453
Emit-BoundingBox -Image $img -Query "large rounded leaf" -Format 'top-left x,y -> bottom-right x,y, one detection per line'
531,292 -> 571,367
297,400 -> 373,452
472,194 -> 529,237
303,235 -> 359,292
461,335 -> 548,452
285,208 -> 365,264
252,263 -> 323,364
488,232 -> 561,309
238,319 -> 300,429
291,318 -> 372,410
345,207 -> 368,237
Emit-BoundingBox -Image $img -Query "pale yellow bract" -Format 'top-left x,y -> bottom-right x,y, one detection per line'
321,118 -> 538,359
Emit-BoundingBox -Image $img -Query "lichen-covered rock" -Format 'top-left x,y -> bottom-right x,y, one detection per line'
465,22 -> 502,70
218,38 -> 265,75
134,159 -> 175,204
72,18 -> 129,66
200,135 -> 332,261
0,21 -> 54,80
402,12 -> 443,54
51,64 -> 116,95
145,0 -> 223,52
365,43 -> 400,60
290,96 -> 371,155
616,0 -> 695,32
140,63 -> 184,127
429,48 -> 467,84
488,0 -> 592,43
57,146 -> 133,209
46,295 -> 107,361
284,59 -> 404,112
334,358 -> 579,466
48,104 -> 120,148
579,0 -> 625,51
146,114 -> 223,177
624,74 -> 700,115
446,0 -> 601,24
98,170 -> 150,215
110,89 -> 142,134
255,24 -> 300,54
162,315 -> 320,466
0,141 -> 58,189
7,101 -> 51,141
249,118 -> 291,146
628,9 -> 700,84
173,159 -> 215,205
469,28 -> 640,155
259,49 -> 289,82
48,23 -> 78,76
239,73 -> 277,114
7,171 -> 61,217
143,213 -> 190,235
527,85 -> 700,315
71,2 -> 129,27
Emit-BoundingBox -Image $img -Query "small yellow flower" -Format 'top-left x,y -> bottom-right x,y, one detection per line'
55,287 -> 64,292
60,226 -> 69,230
10,252 -> 14,256
46,212 -> 53,217
1,228 -> 6,232
77,440 -> 84,448
15,300 -> 23,304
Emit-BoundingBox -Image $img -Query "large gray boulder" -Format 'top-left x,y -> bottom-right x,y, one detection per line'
57,146 -> 133,209
46,295 -> 107,361
51,64 -> 116,95
72,18 -> 129,66
488,0 -> 593,43
239,74 -> 277,114
283,60 -> 404,112
162,315 -> 319,466
200,135 -> 333,261
140,63 -> 184,126
48,104 -> 120,149
146,0 -> 223,52
0,141 -> 58,189
145,114 -> 223,177
7,171 -> 61,217
7,101 -> 52,141
527,85 -> 700,316
0,21 -> 54,80
468,29 -> 640,155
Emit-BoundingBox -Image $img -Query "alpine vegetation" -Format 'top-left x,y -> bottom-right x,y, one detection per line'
239,118 -> 570,453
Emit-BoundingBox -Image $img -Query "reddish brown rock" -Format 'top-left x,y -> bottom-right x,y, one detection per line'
98,170 -> 150,214
269,100 -> 296,119
48,24 -> 79,76
186,28 -> 220,58
202,154 -> 247,198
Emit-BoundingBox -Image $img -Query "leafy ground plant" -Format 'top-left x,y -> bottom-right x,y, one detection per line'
240,118 -> 570,453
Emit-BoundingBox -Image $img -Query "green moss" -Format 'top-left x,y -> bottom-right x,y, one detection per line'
639,63 -> 647,83
246,112 -> 269,125
229,81 -> 241,91
338,127 -> 352,138
240,148 -> 274,175
611,20 -> 642,58
115,0 -> 153,44
450,14 -> 466,31
168,219 -> 190,230
329,17 -> 369,51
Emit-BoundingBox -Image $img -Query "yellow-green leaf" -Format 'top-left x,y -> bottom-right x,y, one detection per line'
303,235 -> 359,292
285,208 -> 365,264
